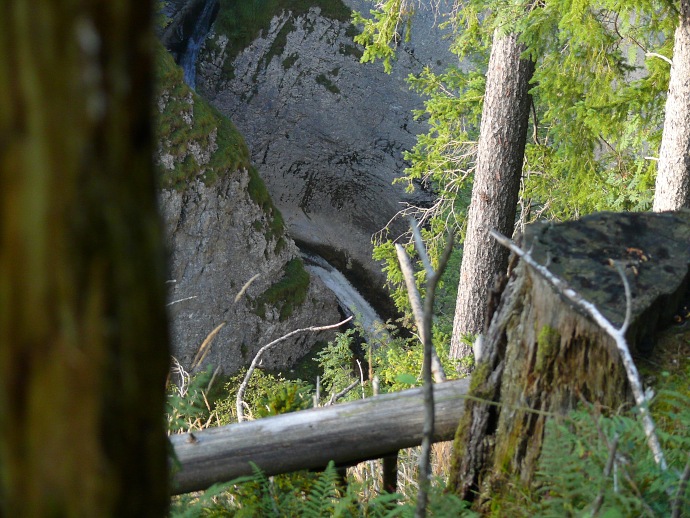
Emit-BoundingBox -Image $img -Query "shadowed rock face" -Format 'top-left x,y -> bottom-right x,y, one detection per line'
159,174 -> 340,375
155,47 -> 340,375
195,1 -> 455,289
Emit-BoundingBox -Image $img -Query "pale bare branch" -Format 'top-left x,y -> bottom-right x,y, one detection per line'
167,295 -> 197,307
646,51 -> 673,65
236,317 -> 352,422
409,217 -> 434,277
393,219 -> 454,518
191,322 -> 226,371
672,457 -> 690,518
235,273 -> 260,303
395,244 -> 446,383
326,379 -> 360,405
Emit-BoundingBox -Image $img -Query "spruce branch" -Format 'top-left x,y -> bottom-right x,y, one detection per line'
490,230 -> 668,471
236,317 -> 352,423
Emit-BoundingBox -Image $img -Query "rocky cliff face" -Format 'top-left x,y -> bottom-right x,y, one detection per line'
155,47 -> 340,374
194,1 -> 453,295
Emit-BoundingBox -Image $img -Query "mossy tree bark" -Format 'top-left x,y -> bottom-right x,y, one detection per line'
450,29 -> 535,361
0,2 -> 170,515
448,211 -> 690,509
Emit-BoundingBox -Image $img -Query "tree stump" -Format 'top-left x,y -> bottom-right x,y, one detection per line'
449,210 -> 690,505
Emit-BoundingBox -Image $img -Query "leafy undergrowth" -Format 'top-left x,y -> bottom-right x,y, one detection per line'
167,326 -> 690,516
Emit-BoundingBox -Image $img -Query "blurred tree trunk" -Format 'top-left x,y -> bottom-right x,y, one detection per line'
450,29 -> 534,362
0,1 -> 170,516
653,0 -> 690,211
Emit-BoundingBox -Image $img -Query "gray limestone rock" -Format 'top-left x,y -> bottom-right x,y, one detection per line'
159,174 -> 341,375
196,2 -> 456,288
155,50 -> 340,375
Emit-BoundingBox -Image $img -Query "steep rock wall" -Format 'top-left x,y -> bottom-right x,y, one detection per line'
195,1 -> 454,291
155,46 -> 340,374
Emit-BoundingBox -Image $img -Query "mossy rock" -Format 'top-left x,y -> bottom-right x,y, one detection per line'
154,43 -> 251,190
255,259 -> 310,321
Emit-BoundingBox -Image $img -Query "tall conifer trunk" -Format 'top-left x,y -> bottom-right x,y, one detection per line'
0,1 -> 170,515
450,30 -> 534,361
653,0 -> 690,211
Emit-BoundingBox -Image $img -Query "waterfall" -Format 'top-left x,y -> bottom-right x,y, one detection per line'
303,253 -> 389,345
179,0 -> 217,89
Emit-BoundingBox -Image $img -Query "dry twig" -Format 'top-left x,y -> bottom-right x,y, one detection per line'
236,317 -> 352,422
395,218 -> 454,518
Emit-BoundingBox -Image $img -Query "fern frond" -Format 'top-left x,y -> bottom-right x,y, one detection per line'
303,461 -> 341,517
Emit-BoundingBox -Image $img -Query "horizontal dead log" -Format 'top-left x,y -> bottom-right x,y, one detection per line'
170,378 -> 470,494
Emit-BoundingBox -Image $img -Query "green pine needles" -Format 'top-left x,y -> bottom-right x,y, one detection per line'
358,0 -> 679,320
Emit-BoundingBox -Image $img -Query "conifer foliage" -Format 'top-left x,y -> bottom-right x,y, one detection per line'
357,0 -> 684,352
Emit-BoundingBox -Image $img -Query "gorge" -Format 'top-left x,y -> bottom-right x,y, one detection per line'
158,0 -> 455,374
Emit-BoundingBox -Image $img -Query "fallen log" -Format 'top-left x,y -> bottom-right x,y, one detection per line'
170,378 -> 470,494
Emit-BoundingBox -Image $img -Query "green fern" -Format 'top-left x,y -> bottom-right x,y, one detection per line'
533,391 -> 690,517
302,462 -> 342,517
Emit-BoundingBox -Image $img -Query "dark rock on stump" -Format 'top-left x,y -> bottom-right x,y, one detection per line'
450,210 -> 690,504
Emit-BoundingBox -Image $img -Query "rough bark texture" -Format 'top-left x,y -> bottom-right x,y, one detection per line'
450,30 -> 535,359
449,211 -> 690,508
654,0 -> 690,211
0,2 -> 170,515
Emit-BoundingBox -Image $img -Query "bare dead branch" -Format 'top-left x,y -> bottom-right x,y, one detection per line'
191,322 -> 226,371
171,357 -> 191,397
410,217 -> 434,278
314,376 -> 321,408
393,224 -> 455,518
646,52 -> 673,65
591,434 -> 620,516
167,295 -> 198,307
236,317 -> 352,422
327,379 -> 360,405
416,231 -> 454,517
395,244 -> 447,383
672,457 -> 690,518
235,273 -> 260,303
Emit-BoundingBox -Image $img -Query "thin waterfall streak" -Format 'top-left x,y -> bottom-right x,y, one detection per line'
303,254 -> 388,344
179,0 -> 217,89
